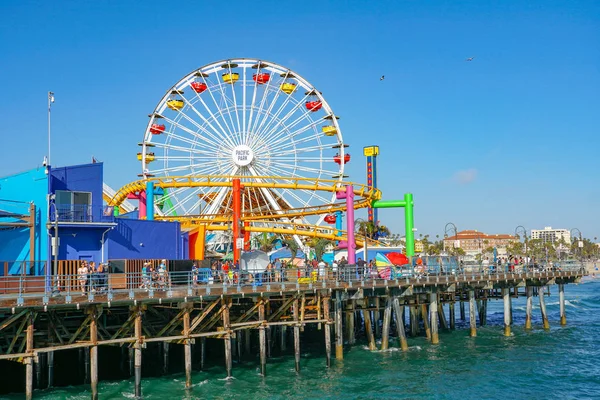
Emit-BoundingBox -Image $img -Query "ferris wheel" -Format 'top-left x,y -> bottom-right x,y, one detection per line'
139,58 -> 349,225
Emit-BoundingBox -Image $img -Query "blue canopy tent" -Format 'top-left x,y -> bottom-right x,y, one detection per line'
268,247 -> 306,261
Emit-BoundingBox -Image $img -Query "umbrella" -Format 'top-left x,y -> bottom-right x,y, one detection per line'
241,251 -> 269,273
378,266 -> 392,280
387,252 -> 409,266
375,253 -> 393,267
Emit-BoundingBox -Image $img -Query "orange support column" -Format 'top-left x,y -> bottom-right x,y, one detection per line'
232,179 -> 242,263
243,222 -> 251,251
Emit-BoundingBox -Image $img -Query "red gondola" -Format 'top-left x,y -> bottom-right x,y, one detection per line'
253,73 -> 270,84
190,81 -> 208,93
150,123 -> 165,135
324,214 -> 337,224
333,153 -> 351,165
305,100 -> 323,112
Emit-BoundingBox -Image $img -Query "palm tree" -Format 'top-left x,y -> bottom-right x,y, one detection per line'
283,237 -> 300,260
254,232 -> 277,253
310,238 -> 333,261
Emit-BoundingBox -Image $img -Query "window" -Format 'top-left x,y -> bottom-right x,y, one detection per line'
55,190 -> 92,222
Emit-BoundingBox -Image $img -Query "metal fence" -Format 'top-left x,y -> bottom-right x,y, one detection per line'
0,259 -> 586,305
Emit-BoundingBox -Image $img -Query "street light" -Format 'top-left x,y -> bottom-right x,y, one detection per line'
515,225 -> 528,264
48,91 -> 55,165
570,228 -> 583,262
444,222 -> 459,254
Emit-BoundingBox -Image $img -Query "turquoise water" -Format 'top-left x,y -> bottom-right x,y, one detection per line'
3,280 -> 600,400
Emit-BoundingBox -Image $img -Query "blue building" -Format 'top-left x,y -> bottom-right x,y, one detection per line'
0,162 -> 186,277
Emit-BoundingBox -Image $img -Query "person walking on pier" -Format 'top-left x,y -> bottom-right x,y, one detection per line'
78,263 -> 87,295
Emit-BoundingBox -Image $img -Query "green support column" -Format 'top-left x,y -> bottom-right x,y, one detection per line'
404,193 -> 414,257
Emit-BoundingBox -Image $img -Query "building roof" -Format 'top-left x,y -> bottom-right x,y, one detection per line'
444,230 -> 516,241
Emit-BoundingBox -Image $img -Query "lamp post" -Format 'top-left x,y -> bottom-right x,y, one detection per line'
444,223 -> 459,254
48,92 -> 55,165
570,228 -> 583,262
515,225 -> 528,265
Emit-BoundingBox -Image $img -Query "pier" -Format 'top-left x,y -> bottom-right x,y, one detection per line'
0,262 -> 585,399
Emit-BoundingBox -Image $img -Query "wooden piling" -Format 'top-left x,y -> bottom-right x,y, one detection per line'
539,286 -> 550,330
323,296 -> 332,367
392,297 -> 409,351
363,297 -> 376,350
438,300 -> 448,330
374,297 -> 381,338
460,300 -> 466,321
47,351 -> 54,388
293,298 -> 301,372
381,295 -> 392,351
469,290 -> 476,337
259,298 -> 267,376
559,284 -> 567,326
335,291 -> 343,360
420,304 -> 431,340
409,302 -> 418,337
223,298 -> 233,378
163,342 -> 169,375
280,326 -> 287,352
502,288 -> 511,337
183,307 -> 192,389
134,309 -> 143,399
525,286 -> 533,330
429,292 -> 439,345
449,300 -> 456,330
84,347 -> 90,383
90,307 -> 99,400
346,300 -> 356,345
25,312 -> 33,400
200,338 -> 206,370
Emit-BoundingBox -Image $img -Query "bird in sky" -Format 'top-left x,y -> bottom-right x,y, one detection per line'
380,75 -> 385,81
465,57 -> 475,61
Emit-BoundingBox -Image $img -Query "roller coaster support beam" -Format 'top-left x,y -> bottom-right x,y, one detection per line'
146,181 -> 154,221
336,185 -> 356,264
232,179 -> 242,263
371,193 -> 415,257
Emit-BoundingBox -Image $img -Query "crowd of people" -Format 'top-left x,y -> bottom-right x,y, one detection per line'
140,259 -> 169,290
76,261 -> 108,294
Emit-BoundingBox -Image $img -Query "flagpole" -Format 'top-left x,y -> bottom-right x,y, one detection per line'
48,91 -> 54,165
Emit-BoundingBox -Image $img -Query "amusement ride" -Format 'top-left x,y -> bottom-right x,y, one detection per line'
107,58 -> 415,263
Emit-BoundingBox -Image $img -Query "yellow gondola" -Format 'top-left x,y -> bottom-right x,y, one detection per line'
322,126 -> 337,136
166,99 -> 184,110
222,72 -> 239,84
137,152 -> 155,163
280,82 -> 296,94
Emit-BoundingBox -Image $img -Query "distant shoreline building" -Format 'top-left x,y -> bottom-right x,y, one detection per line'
443,230 -> 516,255
530,227 -> 571,244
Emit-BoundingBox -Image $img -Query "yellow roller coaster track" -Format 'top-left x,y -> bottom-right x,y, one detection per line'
108,175 -> 381,218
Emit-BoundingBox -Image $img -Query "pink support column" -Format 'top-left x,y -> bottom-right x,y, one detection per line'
343,185 -> 356,264
138,190 -> 147,220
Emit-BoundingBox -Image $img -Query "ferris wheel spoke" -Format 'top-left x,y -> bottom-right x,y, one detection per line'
152,142 -> 221,157
210,68 -> 240,145
260,114 -> 325,151
171,108 -> 227,151
252,88 -> 301,146
253,91 -> 311,146
147,160 -> 222,175
271,141 -> 331,155
259,109 -> 317,148
201,77 -> 238,145
268,161 -> 338,177
161,118 -> 221,152
184,100 -> 238,149
226,64 -> 242,137
267,129 -> 327,154
250,74 -> 287,141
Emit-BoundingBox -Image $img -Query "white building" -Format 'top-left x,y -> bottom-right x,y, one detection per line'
531,227 -> 571,244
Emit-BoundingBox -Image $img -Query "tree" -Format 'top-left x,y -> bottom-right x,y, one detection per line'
254,233 -> 276,253
355,219 -> 390,240
283,237 -> 300,260
310,238 -> 333,261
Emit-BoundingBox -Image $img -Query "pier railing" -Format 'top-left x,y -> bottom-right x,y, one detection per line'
0,261 -> 586,307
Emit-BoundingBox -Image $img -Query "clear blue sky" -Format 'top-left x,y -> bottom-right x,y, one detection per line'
1,0 -> 598,240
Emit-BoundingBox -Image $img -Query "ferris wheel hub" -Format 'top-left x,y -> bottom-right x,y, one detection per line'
231,144 -> 254,167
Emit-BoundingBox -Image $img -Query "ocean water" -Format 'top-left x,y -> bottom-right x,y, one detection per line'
3,279 -> 599,400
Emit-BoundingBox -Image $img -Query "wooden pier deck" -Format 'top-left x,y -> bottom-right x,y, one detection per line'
0,267 -> 585,399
